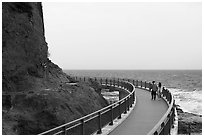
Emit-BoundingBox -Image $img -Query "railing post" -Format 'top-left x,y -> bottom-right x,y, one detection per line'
171,109 -> 174,126
166,91 -> 169,102
84,77 -> 85,82
145,81 -> 147,89
97,112 -> 102,134
136,80 -> 138,87
154,131 -> 158,135
169,92 -> 171,103
162,87 -> 165,98
167,92 -> 170,102
100,78 -> 102,84
124,98 -> 127,114
141,81 -> 142,88
170,94 -> 172,104
160,122 -> 165,135
127,96 -> 130,111
166,114 -> 171,134
81,119 -> 85,135
63,126 -> 67,135
109,106 -> 113,125
118,101 -> 121,119
133,80 -> 135,85
130,95 -> 133,108
173,102 -> 176,122
133,91 -> 135,102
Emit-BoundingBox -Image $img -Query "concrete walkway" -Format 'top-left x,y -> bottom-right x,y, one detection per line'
109,88 -> 168,135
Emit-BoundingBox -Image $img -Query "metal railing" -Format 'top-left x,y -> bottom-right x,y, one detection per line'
122,78 -> 176,135
39,77 -> 136,135
39,77 -> 176,135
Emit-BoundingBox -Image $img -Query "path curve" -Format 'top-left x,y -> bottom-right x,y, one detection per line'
110,88 -> 168,135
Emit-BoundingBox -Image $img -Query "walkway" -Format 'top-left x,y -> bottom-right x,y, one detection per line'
110,88 -> 168,135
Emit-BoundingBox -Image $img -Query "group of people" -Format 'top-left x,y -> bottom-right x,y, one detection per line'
150,81 -> 162,100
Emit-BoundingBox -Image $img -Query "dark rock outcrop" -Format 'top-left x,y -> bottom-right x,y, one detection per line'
2,2 -> 48,93
2,2 -> 108,134
177,107 -> 202,135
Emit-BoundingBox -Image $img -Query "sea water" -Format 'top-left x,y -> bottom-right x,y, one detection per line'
64,70 -> 202,115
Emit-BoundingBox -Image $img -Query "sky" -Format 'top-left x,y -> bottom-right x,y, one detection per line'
42,1 -> 202,70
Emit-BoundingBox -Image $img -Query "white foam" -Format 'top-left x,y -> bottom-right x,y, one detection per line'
101,91 -> 119,96
168,88 -> 202,115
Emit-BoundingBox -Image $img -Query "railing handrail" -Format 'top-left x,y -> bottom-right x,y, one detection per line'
147,87 -> 175,134
39,77 -> 136,135
108,78 -> 176,135
130,79 -> 175,135
39,76 -> 175,135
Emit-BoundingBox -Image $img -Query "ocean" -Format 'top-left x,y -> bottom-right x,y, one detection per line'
64,70 -> 202,115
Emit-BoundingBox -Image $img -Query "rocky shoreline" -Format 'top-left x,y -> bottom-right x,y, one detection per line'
101,89 -> 119,104
176,105 -> 202,135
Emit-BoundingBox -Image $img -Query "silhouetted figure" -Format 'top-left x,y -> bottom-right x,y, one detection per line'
149,83 -> 153,99
158,82 -> 162,99
152,81 -> 158,100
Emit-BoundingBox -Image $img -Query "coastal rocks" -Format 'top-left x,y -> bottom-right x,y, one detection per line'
176,107 -> 202,134
101,89 -> 119,104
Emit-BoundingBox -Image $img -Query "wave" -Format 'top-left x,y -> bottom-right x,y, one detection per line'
168,88 -> 202,115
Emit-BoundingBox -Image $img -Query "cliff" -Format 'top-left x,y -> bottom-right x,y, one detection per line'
2,2 -> 108,134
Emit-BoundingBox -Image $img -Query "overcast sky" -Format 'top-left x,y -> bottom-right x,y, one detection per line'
43,2 -> 202,70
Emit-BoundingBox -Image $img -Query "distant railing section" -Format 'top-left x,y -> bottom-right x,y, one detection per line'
39,77 -> 136,135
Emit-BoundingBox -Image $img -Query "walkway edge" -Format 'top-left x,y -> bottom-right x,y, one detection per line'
170,107 -> 178,135
93,89 -> 137,135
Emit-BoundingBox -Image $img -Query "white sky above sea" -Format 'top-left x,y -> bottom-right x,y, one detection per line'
38,2 -> 202,69
42,0 -> 202,70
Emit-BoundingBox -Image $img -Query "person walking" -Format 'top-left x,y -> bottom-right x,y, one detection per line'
152,81 -> 158,100
158,82 -> 162,100
149,82 -> 153,99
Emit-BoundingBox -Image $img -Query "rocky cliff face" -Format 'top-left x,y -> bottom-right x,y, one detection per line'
2,3 -> 49,93
2,2 -> 108,134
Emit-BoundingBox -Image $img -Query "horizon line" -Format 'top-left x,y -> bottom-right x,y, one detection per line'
63,69 -> 202,70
